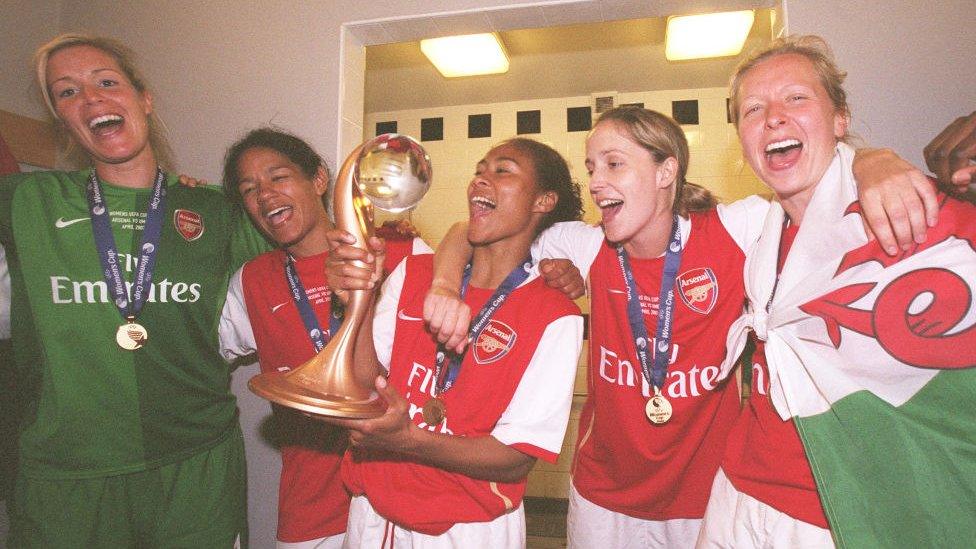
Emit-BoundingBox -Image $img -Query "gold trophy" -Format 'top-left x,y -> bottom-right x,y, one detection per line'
249,134 -> 432,418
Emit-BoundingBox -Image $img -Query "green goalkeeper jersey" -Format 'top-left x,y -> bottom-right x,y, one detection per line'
0,169 -> 267,479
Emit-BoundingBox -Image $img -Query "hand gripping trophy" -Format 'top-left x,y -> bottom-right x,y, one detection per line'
249,134 -> 432,418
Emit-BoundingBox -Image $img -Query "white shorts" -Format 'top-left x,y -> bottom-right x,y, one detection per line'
343,495 -> 525,549
278,533 -> 345,549
567,484 -> 702,548
696,469 -> 834,548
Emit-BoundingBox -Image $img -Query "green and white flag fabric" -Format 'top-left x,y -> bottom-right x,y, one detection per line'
720,143 -> 976,548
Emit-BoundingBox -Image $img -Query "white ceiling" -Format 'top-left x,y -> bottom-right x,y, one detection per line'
363,5 -> 776,112
350,0 -> 775,46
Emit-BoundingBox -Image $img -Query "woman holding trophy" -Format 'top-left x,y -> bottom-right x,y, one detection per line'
218,127 -> 429,548
325,137 -> 585,547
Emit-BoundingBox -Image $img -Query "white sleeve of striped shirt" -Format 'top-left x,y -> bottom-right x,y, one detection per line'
218,266 -> 256,362
372,259 -> 408,372
531,221 -> 604,279
412,236 -> 433,255
491,314 -> 584,457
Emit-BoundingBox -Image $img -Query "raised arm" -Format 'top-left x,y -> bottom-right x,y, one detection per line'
425,222 -> 473,353
852,114 -> 976,255
426,221 -> 595,353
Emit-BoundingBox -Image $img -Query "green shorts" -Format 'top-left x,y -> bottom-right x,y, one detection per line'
8,427 -> 248,548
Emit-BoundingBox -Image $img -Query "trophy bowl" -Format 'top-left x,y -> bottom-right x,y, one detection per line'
358,133 -> 431,213
248,134 -> 431,418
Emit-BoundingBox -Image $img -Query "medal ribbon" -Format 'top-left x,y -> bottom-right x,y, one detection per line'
284,253 -> 343,353
432,256 -> 533,395
765,217 -> 792,313
617,215 -> 683,391
87,167 -> 166,324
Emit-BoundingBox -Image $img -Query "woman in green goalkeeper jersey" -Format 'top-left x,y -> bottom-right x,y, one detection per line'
0,34 -> 266,547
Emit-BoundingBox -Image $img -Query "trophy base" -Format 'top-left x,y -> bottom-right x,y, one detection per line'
249,372 -> 386,419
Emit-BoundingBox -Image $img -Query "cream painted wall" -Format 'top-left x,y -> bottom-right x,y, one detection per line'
29,0 -> 549,179
365,87 -> 766,245
785,0 -> 976,170
0,0 -> 61,119
6,0 -> 963,180
363,14 -> 775,113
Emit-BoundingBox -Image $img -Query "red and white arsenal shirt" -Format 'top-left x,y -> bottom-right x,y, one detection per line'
532,197 -> 767,520
220,237 -> 428,542
721,222 -> 829,528
342,254 -> 583,535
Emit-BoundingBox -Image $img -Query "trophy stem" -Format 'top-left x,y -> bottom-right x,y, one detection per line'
248,142 -> 385,419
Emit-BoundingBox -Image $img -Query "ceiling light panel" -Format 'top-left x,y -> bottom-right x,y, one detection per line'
420,33 -> 510,78
666,10 -> 755,61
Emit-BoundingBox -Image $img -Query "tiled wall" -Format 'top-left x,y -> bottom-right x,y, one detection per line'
364,88 -> 766,499
364,87 -> 768,246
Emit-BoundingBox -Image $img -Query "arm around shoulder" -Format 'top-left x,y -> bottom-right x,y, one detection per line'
531,221 -> 602,278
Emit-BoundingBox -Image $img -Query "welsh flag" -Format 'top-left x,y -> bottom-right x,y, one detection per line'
722,144 -> 976,547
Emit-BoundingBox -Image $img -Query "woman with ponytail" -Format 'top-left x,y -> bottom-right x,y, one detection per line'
527,107 -> 763,547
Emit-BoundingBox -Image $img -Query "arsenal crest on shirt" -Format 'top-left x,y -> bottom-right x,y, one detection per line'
173,209 -> 204,241
677,267 -> 718,315
473,319 -> 517,364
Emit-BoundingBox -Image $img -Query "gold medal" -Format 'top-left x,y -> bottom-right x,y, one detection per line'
645,387 -> 672,424
116,321 -> 148,350
422,397 -> 446,425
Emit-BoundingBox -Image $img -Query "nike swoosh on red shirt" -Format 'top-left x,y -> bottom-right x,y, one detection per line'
397,309 -> 422,321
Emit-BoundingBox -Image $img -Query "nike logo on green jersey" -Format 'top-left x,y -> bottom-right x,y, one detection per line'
55,217 -> 90,229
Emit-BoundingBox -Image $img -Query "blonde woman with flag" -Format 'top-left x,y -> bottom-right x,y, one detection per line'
698,35 -> 976,548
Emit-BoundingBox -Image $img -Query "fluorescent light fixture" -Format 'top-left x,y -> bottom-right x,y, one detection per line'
420,33 -> 509,78
666,10 -> 755,61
